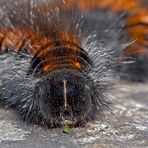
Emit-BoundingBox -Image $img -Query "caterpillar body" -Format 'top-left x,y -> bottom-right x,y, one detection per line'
0,0 -> 142,127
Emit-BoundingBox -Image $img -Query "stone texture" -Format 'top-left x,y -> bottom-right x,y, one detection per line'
0,82 -> 148,148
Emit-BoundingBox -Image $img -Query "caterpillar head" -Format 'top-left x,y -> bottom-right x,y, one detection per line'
34,69 -> 92,127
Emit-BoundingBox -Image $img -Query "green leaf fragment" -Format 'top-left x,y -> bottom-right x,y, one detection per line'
63,124 -> 71,133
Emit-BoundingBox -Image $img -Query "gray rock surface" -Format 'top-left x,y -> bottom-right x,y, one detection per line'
0,82 -> 148,148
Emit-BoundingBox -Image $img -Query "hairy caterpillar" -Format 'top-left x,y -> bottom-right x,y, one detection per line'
0,0 -> 132,128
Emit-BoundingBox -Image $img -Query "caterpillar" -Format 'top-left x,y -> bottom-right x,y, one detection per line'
0,0 -> 145,128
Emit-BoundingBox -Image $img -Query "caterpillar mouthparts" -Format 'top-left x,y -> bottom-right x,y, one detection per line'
0,0 -> 123,127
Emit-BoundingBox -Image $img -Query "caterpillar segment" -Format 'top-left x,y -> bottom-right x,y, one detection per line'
0,27 -> 90,73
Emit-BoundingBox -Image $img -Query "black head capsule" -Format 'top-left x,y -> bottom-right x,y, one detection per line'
31,41 -> 93,127
35,69 -> 92,127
